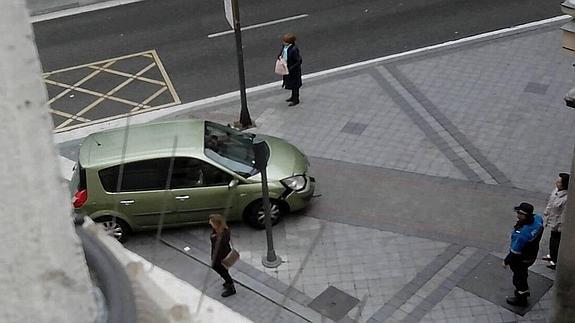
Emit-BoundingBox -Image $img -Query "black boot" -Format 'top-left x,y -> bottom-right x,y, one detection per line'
221,284 -> 236,297
506,290 -> 529,307
286,97 -> 293,102
288,100 -> 300,106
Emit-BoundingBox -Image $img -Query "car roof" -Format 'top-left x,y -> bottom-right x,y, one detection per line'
79,119 -> 206,169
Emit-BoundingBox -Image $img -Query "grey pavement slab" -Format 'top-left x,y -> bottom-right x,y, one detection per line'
457,254 -> 553,316
394,27 -> 575,193
308,286 -> 359,321
421,285 -> 555,323
124,233 -> 312,323
153,212 -> 451,322
306,156 -> 546,251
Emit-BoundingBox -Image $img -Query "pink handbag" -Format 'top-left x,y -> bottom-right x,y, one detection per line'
275,58 -> 289,75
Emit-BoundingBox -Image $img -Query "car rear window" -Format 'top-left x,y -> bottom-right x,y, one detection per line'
70,163 -> 86,193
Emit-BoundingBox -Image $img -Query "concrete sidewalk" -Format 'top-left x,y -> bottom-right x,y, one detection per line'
122,20 -> 575,323
67,19 -> 575,323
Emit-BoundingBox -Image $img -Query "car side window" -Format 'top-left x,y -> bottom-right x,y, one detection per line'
202,161 -> 234,186
170,158 -> 205,189
99,158 -> 170,192
171,157 -> 233,189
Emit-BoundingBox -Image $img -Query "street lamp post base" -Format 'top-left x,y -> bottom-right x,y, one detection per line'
231,120 -> 255,130
262,254 -> 282,268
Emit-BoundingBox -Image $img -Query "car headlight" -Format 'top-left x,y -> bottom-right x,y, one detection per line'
280,175 -> 306,191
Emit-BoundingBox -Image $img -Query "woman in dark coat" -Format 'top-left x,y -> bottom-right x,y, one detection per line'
209,213 -> 236,297
279,32 -> 303,106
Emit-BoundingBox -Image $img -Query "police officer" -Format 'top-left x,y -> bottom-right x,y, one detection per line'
503,202 -> 544,307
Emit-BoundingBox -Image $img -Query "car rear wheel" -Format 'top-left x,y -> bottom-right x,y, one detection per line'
95,216 -> 131,243
246,200 -> 283,229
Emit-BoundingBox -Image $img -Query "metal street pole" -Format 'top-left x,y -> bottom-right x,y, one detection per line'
253,139 -> 282,268
231,0 -> 252,129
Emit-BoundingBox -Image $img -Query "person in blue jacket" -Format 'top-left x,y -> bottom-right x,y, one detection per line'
503,202 -> 544,306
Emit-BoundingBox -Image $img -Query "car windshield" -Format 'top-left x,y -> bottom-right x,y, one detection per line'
203,121 -> 259,177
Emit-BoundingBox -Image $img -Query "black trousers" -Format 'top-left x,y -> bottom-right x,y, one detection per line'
549,231 -> 562,263
510,261 -> 532,292
291,88 -> 300,102
212,261 -> 234,285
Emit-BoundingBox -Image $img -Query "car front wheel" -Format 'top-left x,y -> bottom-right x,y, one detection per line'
246,200 -> 283,229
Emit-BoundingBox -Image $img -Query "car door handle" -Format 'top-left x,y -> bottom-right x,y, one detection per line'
175,195 -> 190,201
119,200 -> 135,205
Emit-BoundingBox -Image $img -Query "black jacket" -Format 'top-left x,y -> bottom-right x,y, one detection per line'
279,44 -> 302,90
210,228 -> 231,265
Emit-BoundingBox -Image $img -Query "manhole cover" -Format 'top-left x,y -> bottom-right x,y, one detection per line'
308,285 -> 359,321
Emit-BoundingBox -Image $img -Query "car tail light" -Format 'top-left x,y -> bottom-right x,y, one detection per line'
73,189 -> 87,208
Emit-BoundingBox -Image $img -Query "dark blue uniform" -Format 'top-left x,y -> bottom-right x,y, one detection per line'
504,214 -> 544,294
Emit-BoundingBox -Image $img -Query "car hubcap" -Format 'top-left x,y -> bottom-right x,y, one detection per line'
257,203 -> 280,224
100,220 -> 123,240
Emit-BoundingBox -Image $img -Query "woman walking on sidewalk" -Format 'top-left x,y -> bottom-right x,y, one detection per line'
279,32 -> 302,106
209,214 -> 236,297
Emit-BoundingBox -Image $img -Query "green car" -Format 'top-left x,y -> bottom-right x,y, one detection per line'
71,119 -> 315,242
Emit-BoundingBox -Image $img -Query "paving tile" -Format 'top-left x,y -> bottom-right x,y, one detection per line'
523,82 -> 549,95
457,254 -> 553,316
308,286 -> 360,321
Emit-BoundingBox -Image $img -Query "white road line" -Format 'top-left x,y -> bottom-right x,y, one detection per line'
208,14 -> 309,38
53,15 -> 570,144
31,0 -> 146,23
59,156 -> 76,181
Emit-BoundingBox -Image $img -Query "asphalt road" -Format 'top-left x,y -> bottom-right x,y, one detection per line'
33,0 -> 560,104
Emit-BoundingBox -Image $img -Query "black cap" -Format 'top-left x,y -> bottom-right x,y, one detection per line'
514,202 -> 534,216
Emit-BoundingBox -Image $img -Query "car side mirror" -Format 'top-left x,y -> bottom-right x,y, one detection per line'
228,179 -> 239,189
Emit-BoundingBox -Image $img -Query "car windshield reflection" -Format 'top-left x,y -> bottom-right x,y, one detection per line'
204,121 -> 258,177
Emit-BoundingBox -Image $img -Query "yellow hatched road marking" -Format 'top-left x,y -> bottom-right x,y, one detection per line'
150,50 -> 180,104
49,108 -> 91,122
45,49 -> 180,131
87,65 -> 166,86
131,86 -> 168,112
57,63 -> 157,129
45,61 -> 117,105
44,79 -> 151,109
43,50 -> 158,75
